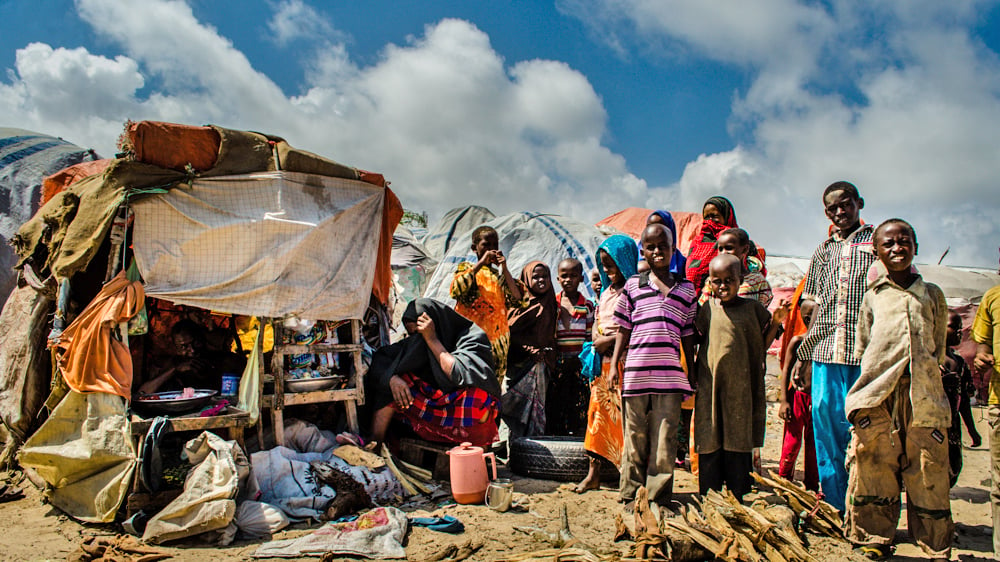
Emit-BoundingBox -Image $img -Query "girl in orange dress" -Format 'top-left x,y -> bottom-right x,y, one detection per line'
576,234 -> 638,493
450,226 -> 525,382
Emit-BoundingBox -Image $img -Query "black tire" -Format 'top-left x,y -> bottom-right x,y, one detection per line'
508,436 -> 619,482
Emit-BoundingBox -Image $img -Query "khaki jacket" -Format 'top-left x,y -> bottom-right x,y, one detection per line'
847,273 -> 950,428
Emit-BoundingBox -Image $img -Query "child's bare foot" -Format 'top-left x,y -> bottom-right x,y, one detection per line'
574,473 -> 600,494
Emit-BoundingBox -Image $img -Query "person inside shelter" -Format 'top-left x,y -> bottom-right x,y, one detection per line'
137,318 -> 246,395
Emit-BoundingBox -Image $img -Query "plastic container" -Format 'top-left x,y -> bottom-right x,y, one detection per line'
221,373 -> 240,399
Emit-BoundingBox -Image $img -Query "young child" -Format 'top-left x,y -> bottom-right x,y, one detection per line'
700,227 -> 773,307
797,180 -> 876,513
694,254 -> 788,500
777,299 -> 818,491
450,226 -> 525,382
611,224 -> 696,507
589,268 -> 602,301
547,258 -> 595,436
845,219 -> 952,560
942,310 -> 982,485
576,235 -> 637,493
504,262 -> 558,439
686,196 -> 739,298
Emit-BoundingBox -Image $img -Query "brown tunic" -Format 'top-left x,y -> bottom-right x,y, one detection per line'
694,297 -> 770,454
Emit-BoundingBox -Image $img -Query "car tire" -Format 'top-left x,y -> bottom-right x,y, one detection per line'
508,435 -> 619,482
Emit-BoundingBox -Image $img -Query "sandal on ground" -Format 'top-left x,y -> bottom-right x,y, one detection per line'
855,545 -> 890,560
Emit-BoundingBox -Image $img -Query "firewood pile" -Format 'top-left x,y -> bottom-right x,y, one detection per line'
504,472 -> 848,562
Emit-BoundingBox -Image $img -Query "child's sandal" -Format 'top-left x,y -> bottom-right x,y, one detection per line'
855,545 -> 890,560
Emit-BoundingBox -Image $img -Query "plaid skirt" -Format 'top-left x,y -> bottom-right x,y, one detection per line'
395,373 -> 499,448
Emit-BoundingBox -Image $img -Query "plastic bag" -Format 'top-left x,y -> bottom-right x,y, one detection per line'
578,341 -> 602,382
235,500 -> 290,538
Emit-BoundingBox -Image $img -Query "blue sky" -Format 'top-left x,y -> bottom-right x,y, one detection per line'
2,0 -> 999,267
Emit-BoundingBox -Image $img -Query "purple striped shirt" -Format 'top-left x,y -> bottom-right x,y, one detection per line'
614,273 -> 697,396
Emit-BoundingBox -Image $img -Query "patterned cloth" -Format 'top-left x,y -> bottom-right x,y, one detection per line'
396,373 -> 499,448
614,272 -> 697,397
556,291 -> 595,354
584,357 -> 624,467
797,224 -> 876,365
450,262 -> 527,382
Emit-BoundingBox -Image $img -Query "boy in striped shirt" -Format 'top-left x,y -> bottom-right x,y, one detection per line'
547,258 -> 595,435
611,224 -> 697,507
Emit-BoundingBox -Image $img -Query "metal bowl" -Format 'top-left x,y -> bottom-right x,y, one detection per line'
285,375 -> 342,393
135,389 -> 219,415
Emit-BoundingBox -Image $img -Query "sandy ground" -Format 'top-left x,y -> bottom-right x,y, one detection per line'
1,386 -> 995,561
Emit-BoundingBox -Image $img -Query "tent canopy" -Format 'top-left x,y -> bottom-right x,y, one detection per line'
596,207 -> 702,255
423,212 -> 608,304
423,205 -> 496,260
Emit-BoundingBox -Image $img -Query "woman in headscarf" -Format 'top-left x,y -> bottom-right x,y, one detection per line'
369,298 -> 501,448
638,210 -> 687,276
685,196 -> 740,297
576,235 -> 639,493
502,262 -> 559,439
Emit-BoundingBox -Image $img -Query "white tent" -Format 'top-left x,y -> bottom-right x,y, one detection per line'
422,205 -> 495,260
423,212 -> 608,304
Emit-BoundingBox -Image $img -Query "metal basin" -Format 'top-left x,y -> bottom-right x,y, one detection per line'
135,389 -> 219,415
285,375 -> 342,393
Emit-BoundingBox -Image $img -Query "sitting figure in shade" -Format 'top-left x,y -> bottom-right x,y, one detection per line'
138,318 -> 246,395
369,298 -> 501,449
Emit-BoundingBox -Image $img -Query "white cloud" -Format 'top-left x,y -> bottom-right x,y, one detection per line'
0,2 -> 647,231
267,0 -> 337,46
567,0 -> 1000,267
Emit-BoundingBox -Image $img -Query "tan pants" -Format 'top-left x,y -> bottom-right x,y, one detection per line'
845,379 -> 953,558
989,405 -> 1000,559
620,393 -> 682,505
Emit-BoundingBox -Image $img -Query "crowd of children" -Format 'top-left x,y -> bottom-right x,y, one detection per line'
425,179 -> 991,561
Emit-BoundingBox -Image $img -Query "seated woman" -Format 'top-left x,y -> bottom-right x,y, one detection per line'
369,298 -> 501,448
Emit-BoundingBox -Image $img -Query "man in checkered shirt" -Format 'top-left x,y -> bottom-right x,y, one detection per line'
797,181 -> 876,512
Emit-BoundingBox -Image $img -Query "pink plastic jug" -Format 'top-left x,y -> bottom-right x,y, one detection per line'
446,442 -> 497,504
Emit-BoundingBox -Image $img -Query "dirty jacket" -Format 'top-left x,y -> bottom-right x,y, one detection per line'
846,273 -> 950,428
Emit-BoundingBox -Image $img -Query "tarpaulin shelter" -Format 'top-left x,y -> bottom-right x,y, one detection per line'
596,207 -> 703,255
422,205 -> 495,260
423,212 -> 608,304
390,225 -> 437,327
7,121 -> 402,522
0,128 -> 103,301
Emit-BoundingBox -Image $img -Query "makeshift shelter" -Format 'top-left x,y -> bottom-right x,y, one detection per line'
423,212 -> 608,304
596,207 -> 702,255
390,225 -> 437,327
7,121 -> 402,522
422,205 -> 495,260
0,128 -> 103,301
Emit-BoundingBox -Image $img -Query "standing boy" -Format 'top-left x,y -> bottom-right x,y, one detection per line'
845,219 -> 952,560
611,223 -> 697,507
547,258 -> 595,435
797,181 -> 875,512
971,281 -> 1000,558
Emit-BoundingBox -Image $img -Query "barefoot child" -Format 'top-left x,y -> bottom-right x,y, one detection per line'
450,226 -> 526,382
576,235 -> 637,493
777,299 -> 818,491
942,310 -> 982,486
547,258 -> 595,435
845,219 -> 952,560
694,254 -> 788,500
612,224 -> 697,506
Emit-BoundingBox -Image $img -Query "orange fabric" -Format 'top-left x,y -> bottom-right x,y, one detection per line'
583,358 -> 624,468
373,187 -> 403,305
41,159 -> 113,205
358,169 -> 387,187
596,207 -> 703,255
778,276 -> 809,369
56,271 -> 145,399
128,121 -> 221,171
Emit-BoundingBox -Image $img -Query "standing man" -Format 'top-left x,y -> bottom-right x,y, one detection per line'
797,181 -> 876,512
972,282 -> 1000,559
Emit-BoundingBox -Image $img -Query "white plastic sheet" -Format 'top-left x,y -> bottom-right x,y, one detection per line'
132,171 -> 384,320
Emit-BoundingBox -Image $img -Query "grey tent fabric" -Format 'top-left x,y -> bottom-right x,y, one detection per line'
0,128 -> 100,299
423,212 -> 607,305
422,206 -> 495,260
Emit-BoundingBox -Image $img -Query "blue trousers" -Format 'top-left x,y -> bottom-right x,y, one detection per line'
811,361 -> 860,512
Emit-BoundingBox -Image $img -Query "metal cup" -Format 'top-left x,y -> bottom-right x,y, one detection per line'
485,478 -> 514,512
